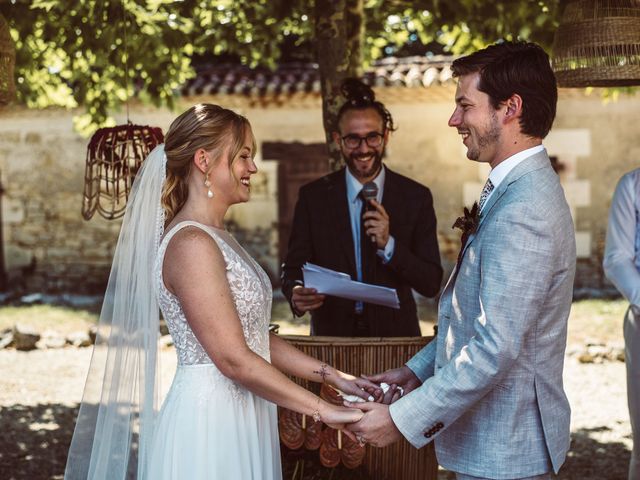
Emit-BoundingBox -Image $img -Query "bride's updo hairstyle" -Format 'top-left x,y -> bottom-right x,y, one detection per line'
161,103 -> 255,224
336,78 -> 397,132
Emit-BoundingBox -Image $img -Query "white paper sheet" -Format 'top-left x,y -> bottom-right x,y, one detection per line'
302,263 -> 400,309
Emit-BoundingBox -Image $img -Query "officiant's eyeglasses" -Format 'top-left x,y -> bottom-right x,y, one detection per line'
341,132 -> 385,149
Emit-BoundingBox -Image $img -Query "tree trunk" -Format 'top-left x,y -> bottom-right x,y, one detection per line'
315,0 -> 364,171
0,171 -> 7,291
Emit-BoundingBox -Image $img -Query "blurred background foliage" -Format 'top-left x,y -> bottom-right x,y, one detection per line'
1,0 -> 562,135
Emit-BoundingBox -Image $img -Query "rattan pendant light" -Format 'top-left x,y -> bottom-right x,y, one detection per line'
82,124 -> 164,220
552,0 -> 640,87
81,1 -> 164,220
0,13 -> 16,105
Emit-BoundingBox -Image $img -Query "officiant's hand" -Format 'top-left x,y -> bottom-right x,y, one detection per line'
362,366 -> 422,404
344,402 -> 402,448
291,285 -> 325,314
363,199 -> 390,249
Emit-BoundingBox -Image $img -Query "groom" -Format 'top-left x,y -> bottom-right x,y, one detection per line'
346,41 -> 576,480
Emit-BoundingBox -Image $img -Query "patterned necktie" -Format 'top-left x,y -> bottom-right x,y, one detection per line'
478,178 -> 494,211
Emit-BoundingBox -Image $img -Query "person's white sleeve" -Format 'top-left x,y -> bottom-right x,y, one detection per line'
603,173 -> 640,306
376,236 -> 395,263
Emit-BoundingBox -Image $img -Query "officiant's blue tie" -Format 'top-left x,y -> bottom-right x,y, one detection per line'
355,189 -> 369,315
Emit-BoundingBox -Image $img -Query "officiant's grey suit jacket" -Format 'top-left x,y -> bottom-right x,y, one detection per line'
389,151 -> 576,479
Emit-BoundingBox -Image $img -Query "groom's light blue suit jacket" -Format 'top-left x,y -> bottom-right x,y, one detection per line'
389,151 -> 576,479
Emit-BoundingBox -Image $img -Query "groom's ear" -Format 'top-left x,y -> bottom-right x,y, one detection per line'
502,94 -> 523,124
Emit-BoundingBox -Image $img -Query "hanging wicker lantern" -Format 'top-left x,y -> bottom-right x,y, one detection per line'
0,13 -> 16,105
551,0 -> 640,87
82,123 -> 164,220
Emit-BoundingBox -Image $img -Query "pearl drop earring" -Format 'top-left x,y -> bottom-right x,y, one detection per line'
202,156 -> 214,198
204,176 -> 214,199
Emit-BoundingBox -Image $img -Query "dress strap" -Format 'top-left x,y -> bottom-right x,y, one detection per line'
160,220 -> 221,247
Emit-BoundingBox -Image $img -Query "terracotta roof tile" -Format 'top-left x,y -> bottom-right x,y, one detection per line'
181,55 -> 455,97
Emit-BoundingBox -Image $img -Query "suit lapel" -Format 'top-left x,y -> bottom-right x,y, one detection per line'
480,150 -> 550,226
327,169 -> 357,278
380,167 -> 401,220
458,151 -> 552,260
447,151 -> 552,291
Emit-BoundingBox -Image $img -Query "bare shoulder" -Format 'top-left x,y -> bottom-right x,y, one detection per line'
165,226 -> 221,256
163,226 -> 226,292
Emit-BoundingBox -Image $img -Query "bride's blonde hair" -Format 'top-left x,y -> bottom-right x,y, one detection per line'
162,103 -> 255,225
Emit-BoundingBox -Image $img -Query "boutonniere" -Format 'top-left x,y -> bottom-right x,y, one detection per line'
452,201 -> 480,237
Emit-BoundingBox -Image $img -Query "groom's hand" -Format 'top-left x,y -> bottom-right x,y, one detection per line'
344,401 -> 402,448
362,366 -> 422,404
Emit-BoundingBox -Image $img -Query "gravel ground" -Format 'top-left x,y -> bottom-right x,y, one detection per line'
0,348 -> 631,480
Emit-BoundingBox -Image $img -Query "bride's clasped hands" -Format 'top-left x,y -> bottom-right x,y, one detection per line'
315,368 -> 383,435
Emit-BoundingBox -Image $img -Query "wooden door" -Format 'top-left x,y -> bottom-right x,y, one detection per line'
262,142 -> 331,273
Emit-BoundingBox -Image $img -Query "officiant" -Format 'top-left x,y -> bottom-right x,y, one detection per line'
281,78 -> 443,337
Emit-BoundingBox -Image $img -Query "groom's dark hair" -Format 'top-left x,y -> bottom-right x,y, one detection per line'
451,41 -> 557,139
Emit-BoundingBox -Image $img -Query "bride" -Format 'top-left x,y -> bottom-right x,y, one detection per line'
65,104 -> 378,479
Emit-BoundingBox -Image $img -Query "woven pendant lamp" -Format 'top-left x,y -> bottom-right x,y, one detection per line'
0,13 -> 16,105
82,123 -> 164,220
551,0 -> 640,87
81,1 -> 165,221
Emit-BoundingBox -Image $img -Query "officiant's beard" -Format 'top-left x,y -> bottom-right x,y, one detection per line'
344,149 -> 384,182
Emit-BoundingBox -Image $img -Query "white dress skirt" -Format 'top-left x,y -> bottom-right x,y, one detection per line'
147,364 -> 281,479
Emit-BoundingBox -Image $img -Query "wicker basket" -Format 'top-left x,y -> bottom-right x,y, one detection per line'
551,0 -> 640,87
280,335 -> 438,480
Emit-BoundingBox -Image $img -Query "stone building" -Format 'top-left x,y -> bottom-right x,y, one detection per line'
0,56 -> 638,294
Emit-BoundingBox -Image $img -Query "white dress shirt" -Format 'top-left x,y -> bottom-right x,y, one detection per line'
604,168 -> 640,306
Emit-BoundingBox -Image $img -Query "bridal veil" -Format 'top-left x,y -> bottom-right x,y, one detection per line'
65,145 -> 167,479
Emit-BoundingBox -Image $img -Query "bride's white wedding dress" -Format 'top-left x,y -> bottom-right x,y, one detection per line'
148,221 -> 282,479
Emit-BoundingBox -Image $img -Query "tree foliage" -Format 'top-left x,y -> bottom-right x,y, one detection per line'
1,0 -> 561,135
364,1 -> 560,59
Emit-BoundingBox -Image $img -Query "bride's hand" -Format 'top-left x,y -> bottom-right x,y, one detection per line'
320,404 -> 363,441
329,371 -> 383,402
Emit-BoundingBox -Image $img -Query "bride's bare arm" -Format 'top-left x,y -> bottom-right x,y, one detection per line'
269,333 -> 381,401
163,227 -> 362,426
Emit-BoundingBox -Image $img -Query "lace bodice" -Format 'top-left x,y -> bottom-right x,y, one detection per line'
155,221 -> 272,366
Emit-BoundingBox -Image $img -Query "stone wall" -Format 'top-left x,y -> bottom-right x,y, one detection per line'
553,94 -> 640,295
0,104 -> 285,293
0,87 -> 638,294
0,108 -> 121,293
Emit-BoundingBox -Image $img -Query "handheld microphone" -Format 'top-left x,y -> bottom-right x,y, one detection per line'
361,182 -> 378,243
361,182 -> 378,212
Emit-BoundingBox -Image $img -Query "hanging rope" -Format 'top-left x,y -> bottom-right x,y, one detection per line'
123,0 -> 130,122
